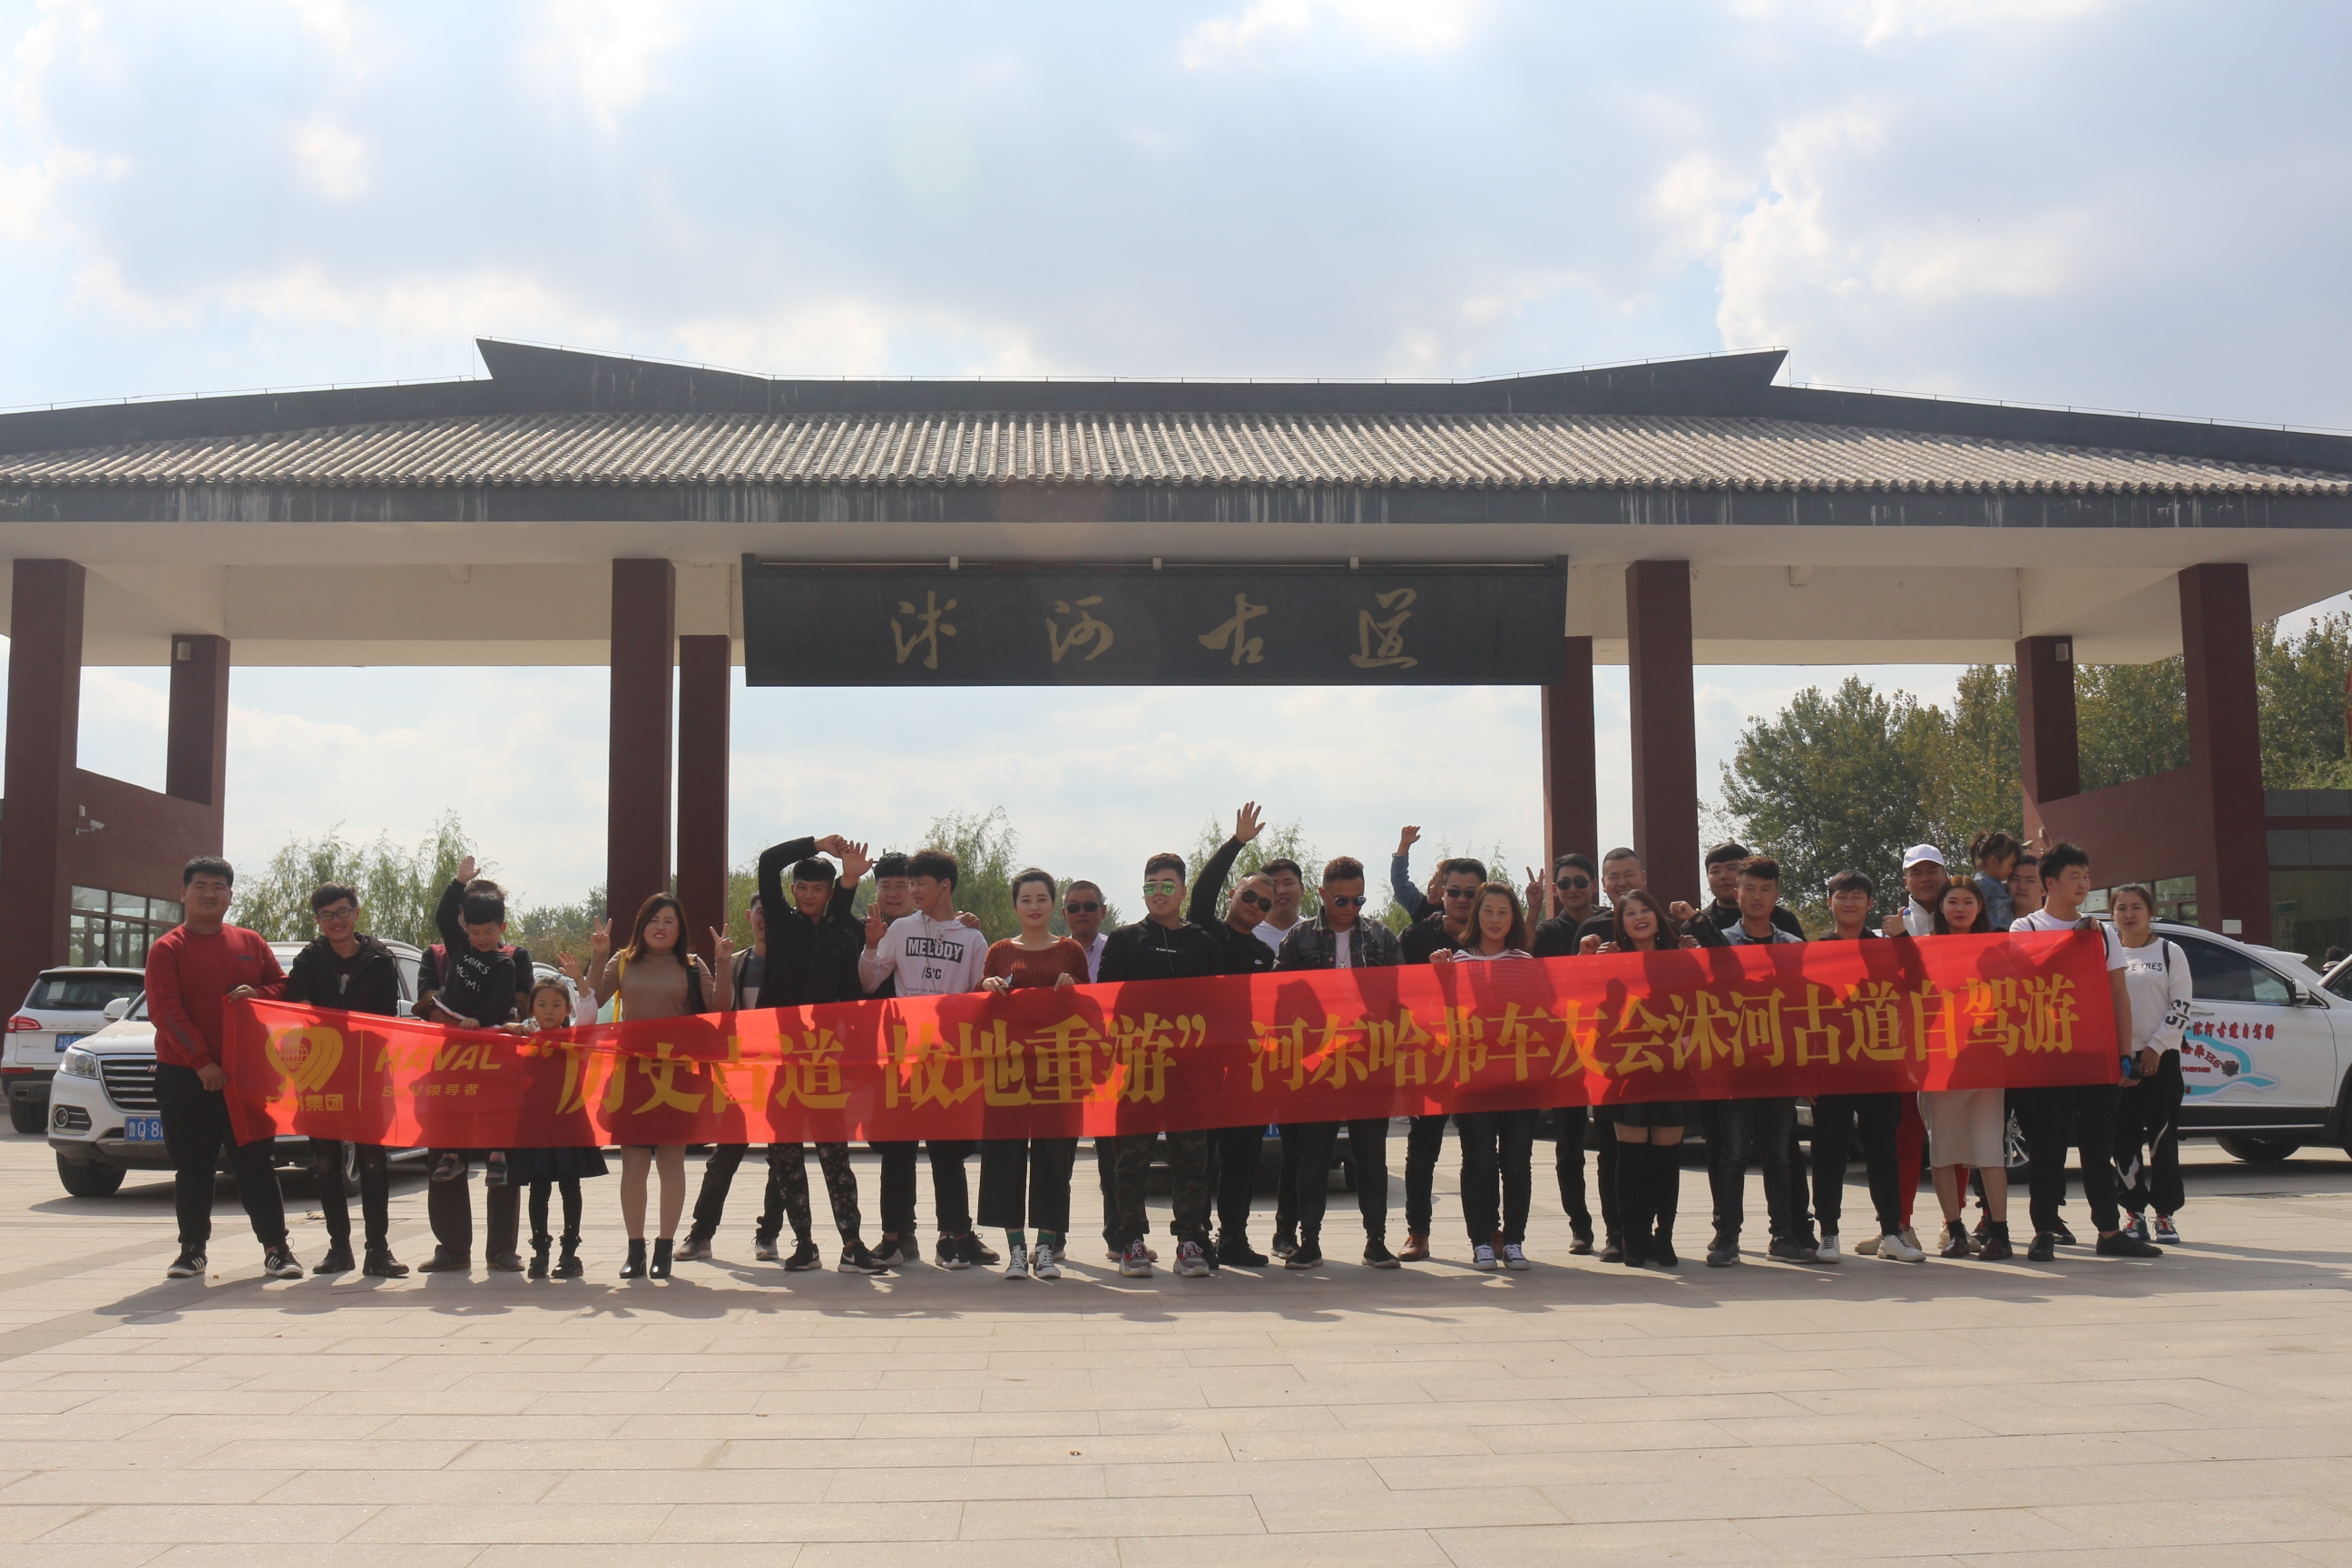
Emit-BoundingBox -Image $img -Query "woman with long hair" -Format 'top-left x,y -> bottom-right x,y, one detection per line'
1589,888 -> 1697,1269
1921,877 -> 2013,1259
977,868 -> 1090,1279
587,893 -> 732,1279
2110,885 -> 2193,1245
1431,882 -> 1537,1269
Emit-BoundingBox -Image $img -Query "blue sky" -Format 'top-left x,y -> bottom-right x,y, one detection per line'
8,1 -> 2351,913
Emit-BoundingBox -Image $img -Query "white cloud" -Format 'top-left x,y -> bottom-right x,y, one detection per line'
534,0 -> 686,126
1850,0 -> 2116,49
668,297 -> 1048,379
1181,0 -> 1483,68
286,0 -> 367,60
69,256 -> 612,344
290,116 -> 369,201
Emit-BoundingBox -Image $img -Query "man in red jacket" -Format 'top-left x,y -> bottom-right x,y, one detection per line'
146,856 -> 301,1281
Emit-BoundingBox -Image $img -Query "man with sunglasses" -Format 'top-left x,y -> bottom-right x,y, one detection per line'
1099,853 -> 1224,1278
1273,856 -> 1402,1269
1530,852 -> 1603,1254
1058,879 -> 1130,1260
1393,854 -> 1487,1261
1186,803 -> 1284,1266
280,882 -> 408,1277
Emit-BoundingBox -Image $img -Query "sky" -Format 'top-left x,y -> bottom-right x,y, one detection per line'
6,0 -> 2351,914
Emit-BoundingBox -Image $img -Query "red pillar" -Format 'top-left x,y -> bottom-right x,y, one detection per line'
165,633 -> 230,838
1,560 -> 84,1004
2015,633 -> 2080,845
2180,564 -> 2269,942
1541,634 -> 1597,883
1624,562 -> 1698,905
674,634 -> 731,964
607,560 -> 676,935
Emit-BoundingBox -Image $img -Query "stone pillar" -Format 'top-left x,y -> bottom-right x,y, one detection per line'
607,560 -> 676,935
165,633 -> 230,838
674,633 -> 731,964
0,560 -> 84,1004
1624,562 -> 1698,905
2016,633 -> 2080,845
2179,564 -> 2269,941
1540,634 -> 1597,884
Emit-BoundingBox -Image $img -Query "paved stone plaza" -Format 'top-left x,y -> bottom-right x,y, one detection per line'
4,1127 -> 2351,1567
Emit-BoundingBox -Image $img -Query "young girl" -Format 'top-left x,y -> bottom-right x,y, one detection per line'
2110,886 -> 2193,1244
977,868 -> 1089,1280
1921,878 -> 2014,1260
587,895 -> 732,1279
502,960 -> 608,1279
1432,883 -> 1538,1270
1586,888 -> 1697,1269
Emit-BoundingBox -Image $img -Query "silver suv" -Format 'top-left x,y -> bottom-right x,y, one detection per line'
4,967 -> 147,1134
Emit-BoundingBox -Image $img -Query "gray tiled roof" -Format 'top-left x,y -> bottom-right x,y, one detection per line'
0,409 -> 2343,494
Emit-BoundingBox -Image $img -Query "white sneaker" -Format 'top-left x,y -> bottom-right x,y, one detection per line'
1003,1240 -> 1029,1280
1174,1240 -> 1212,1278
2153,1214 -> 2180,1245
1502,1242 -> 1531,1271
1852,1234 -> 1879,1257
1898,1226 -> 1923,1255
1120,1240 -> 1153,1279
1032,1240 -> 1061,1279
1878,1231 -> 1926,1263
1471,1243 -> 1498,1270
1815,1234 -> 1844,1266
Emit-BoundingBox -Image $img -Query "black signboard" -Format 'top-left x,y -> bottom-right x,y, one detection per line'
741,560 -> 1564,687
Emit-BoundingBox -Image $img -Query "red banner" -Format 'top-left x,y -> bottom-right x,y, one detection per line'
222,931 -> 2118,1147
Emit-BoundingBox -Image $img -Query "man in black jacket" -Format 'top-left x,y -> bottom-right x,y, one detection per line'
1101,851 -> 1224,1280
1528,852 -> 1603,1256
281,882 -> 408,1278
1187,803 -> 1282,1265
1393,855 -> 1485,1261
1273,856 -> 1403,1270
413,858 -> 532,1275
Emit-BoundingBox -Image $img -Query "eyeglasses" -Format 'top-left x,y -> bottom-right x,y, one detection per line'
1142,881 -> 1181,897
1327,895 -> 1367,908
317,906 -> 358,921
1063,900 -> 1102,914
1236,890 -> 1272,909
1555,877 -> 1591,890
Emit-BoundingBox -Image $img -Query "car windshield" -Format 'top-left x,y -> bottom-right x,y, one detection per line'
27,975 -> 145,1011
129,994 -> 149,1022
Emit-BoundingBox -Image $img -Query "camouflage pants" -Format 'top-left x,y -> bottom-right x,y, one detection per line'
1112,1130 -> 1212,1249
762,1142 -> 863,1244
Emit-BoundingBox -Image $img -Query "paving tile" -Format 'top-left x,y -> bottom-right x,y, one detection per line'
341,1504 -> 672,1544
959,1497 -> 1260,1539
34,1503 -> 375,1543
1112,1531 -> 1451,1567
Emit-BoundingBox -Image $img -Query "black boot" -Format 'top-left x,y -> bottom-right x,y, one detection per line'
620,1239 -> 648,1279
1617,1145 -> 1650,1268
1647,1145 -> 1681,1268
555,1233 -> 583,1279
362,1248 -> 408,1279
649,1238 -> 674,1279
317,1240 -> 356,1274
527,1234 -> 551,1279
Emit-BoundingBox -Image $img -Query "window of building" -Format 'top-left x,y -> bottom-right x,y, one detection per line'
2271,867 -> 2352,966
67,887 -> 181,969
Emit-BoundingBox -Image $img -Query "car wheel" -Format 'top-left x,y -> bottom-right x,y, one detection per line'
55,1152 -> 126,1197
2216,1133 -> 2303,1165
9,1098 -> 44,1134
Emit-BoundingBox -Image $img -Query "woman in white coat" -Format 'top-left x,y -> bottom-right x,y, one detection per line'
2110,886 -> 2194,1245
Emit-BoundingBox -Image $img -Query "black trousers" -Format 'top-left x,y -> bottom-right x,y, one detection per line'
1595,1138 -> 1621,1242
1095,1136 -> 1123,1244
1404,1113 -> 1449,1235
1808,1093 -> 1904,1240
978,1136 -> 1079,1233
1552,1106 -> 1595,1240
1208,1123 -> 1266,1239
426,1159 -> 520,1259
154,1062 -> 287,1253
2020,1083 -> 2122,1235
2115,1051 -> 2186,1217
688,1142 -> 772,1240
306,1137 -> 392,1251
529,1178 -> 583,1240
870,1140 -> 975,1237
1456,1109 -> 1537,1245
1278,1120 -> 1390,1239
1274,1132 -> 1300,1229
1701,1096 -> 1805,1242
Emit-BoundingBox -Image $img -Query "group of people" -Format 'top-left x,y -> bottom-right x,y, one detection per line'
138,811 -> 2188,1284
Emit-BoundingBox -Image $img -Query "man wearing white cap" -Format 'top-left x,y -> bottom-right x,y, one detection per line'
1885,845 -> 1949,937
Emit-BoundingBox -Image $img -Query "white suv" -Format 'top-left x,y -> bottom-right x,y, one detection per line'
4,967 -> 147,1134
2159,921 -> 2352,1163
46,940 -> 426,1198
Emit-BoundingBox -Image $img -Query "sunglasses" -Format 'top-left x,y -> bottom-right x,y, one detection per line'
1063,900 -> 1102,914
1555,877 -> 1592,890
1142,881 -> 1181,897
1327,895 -> 1367,908
1442,887 -> 1479,900
1237,889 -> 1273,908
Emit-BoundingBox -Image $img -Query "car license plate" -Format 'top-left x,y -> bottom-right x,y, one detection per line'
54,1033 -> 82,1053
124,1115 -> 163,1142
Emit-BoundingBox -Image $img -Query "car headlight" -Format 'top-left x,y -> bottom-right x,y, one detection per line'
59,1047 -> 99,1079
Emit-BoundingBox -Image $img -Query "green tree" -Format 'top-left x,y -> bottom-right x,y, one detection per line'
511,887 -> 607,966
2077,656 -> 2189,790
1926,663 -> 2021,845
234,814 -> 475,946
1187,812 -> 1322,921
2259,612 -> 2352,789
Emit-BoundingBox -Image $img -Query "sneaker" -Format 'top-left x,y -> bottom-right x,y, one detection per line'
1120,1239 -> 1153,1278
754,1237 -> 781,1262
1271,1224 -> 1298,1259
837,1240 -> 888,1275
1362,1237 -> 1399,1269
1878,1231 -> 1926,1263
1502,1242 -> 1531,1271
317,1243 -> 356,1275
1470,1243 -> 1498,1270
935,1234 -> 970,1270
1397,1232 -> 1431,1263
2122,1212 -> 2150,1243
1568,1232 -> 1594,1256
2053,1222 -> 2079,1246
1030,1240 -> 1062,1280
2153,1214 -> 2181,1245
1285,1235 -> 1323,1269
1898,1226 -> 1923,1255
1217,1235 -> 1268,1269
2026,1231 -> 2056,1262
1004,1240 -> 1032,1279
675,1234 -> 714,1262
1853,1234 -> 1880,1258
166,1250 -> 206,1279
2096,1231 -> 2163,1259
262,1245 -> 305,1279
1174,1240 -> 1212,1278
1768,1238 -> 1819,1264
871,1236 -> 910,1269
1705,1238 -> 1741,1267
362,1249 -> 409,1279
783,1240 -> 823,1272
1813,1234 -> 1843,1266
1599,1234 -> 1623,1262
